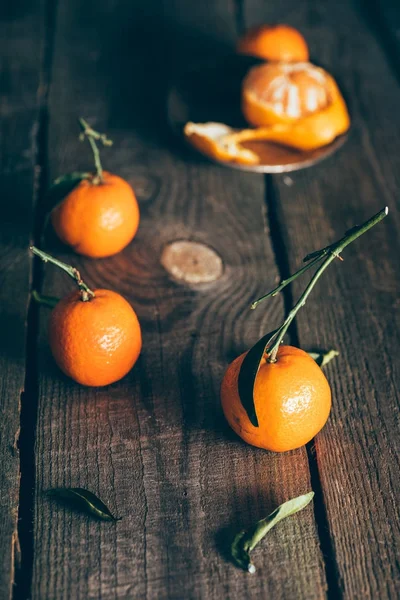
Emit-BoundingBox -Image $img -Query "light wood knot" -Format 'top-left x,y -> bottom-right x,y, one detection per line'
161,241 -> 223,284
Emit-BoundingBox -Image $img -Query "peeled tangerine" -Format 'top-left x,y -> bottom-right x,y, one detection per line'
238,61 -> 350,151
184,62 -> 350,165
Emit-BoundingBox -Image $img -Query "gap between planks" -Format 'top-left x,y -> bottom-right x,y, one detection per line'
13,1 -> 59,598
263,175 -> 342,600
233,0 -> 342,592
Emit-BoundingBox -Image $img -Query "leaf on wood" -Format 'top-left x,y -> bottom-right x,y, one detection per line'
47,488 -> 121,522
308,349 -> 339,368
237,330 -> 277,427
231,492 -> 315,573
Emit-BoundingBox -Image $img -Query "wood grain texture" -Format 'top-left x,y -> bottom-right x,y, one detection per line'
363,0 -> 400,76
0,1 -> 43,598
244,0 -> 400,597
31,0 -> 326,598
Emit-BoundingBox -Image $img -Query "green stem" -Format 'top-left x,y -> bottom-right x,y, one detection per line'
265,206 -> 388,363
251,253 -> 323,309
30,246 -> 95,302
78,118 -> 113,184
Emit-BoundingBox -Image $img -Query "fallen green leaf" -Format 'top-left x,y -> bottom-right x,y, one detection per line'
47,488 -> 121,522
308,349 -> 339,368
231,492 -> 314,573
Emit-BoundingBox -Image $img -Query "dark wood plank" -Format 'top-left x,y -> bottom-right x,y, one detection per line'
244,0 -> 400,597
0,2 -> 44,598
31,0 -> 327,598
364,0 -> 400,77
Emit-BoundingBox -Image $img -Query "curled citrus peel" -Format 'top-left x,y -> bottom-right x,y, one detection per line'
183,122 -> 260,165
184,63 -> 350,162
225,84 -> 350,153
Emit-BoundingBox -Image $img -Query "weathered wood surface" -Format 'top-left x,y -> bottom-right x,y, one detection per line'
366,0 -> 400,75
244,0 -> 400,598
0,2 -> 43,598
0,0 -> 398,598
31,1 -> 326,599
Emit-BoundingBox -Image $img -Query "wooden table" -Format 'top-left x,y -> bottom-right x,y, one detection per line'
1,1 -> 399,598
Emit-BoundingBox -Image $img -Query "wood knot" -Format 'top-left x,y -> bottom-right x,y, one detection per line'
129,175 -> 160,203
161,241 -> 223,284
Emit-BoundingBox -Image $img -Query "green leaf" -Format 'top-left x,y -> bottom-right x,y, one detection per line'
47,172 -> 91,210
231,492 -> 314,573
32,290 -> 59,309
308,349 -> 339,368
237,330 -> 277,427
47,488 -> 121,522
238,340 -> 339,427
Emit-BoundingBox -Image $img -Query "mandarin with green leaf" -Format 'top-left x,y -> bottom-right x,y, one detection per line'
51,119 -> 139,258
221,346 -> 331,452
221,207 -> 388,453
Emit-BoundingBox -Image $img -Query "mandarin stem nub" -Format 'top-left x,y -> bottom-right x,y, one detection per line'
30,246 -> 95,302
78,118 -> 113,183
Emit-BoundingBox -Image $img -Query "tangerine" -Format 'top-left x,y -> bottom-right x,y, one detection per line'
30,246 -> 142,387
242,62 -> 332,127
237,24 -> 309,63
51,171 -> 140,258
49,288 -> 142,386
221,345 -> 331,452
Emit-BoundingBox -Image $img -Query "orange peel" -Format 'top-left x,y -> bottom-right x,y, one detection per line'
184,63 -> 350,162
184,122 -> 260,165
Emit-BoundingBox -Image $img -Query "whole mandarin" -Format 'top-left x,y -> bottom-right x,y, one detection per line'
221,345 -> 331,452
51,171 -> 140,258
237,24 -> 309,63
49,288 -> 142,386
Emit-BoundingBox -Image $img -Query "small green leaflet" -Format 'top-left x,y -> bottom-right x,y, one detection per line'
46,172 -> 91,211
231,492 -> 314,573
32,290 -> 59,309
308,349 -> 339,368
47,488 -> 121,522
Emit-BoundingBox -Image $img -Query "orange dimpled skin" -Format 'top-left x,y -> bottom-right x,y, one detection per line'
221,345 -> 331,452
49,289 -> 142,386
51,172 -> 140,258
237,24 -> 309,63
